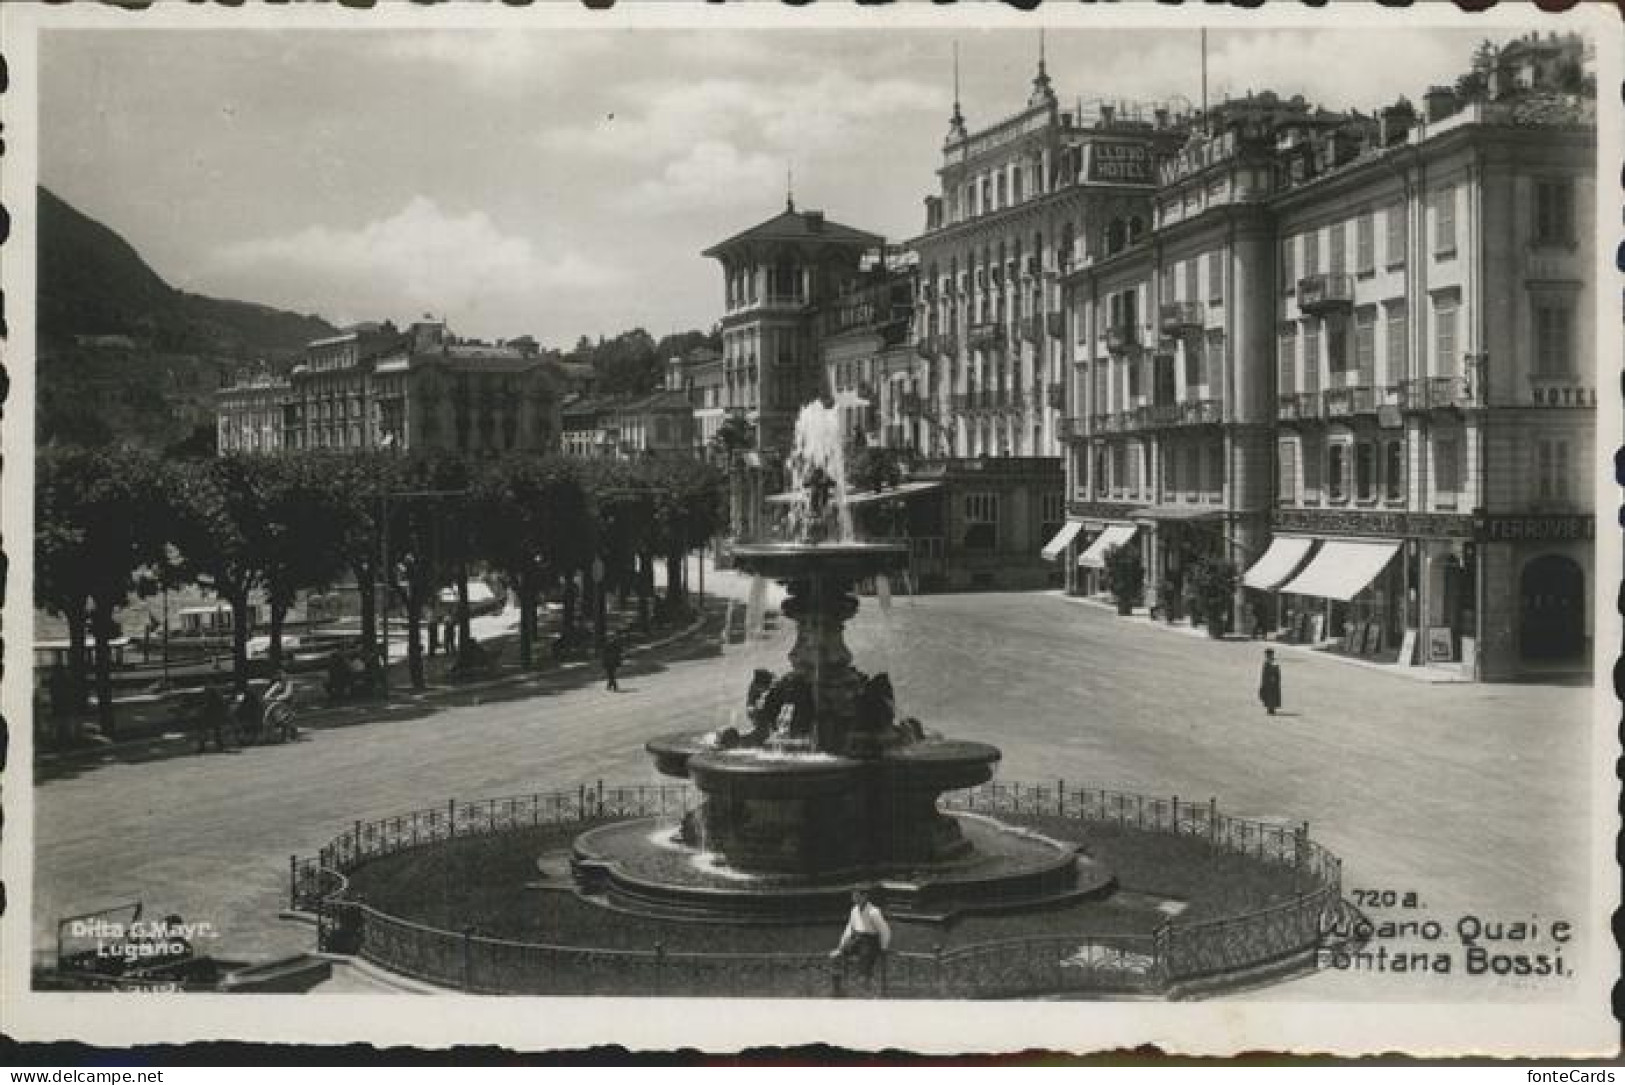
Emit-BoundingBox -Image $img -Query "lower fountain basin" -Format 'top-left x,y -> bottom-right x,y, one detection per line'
572,811 -> 1114,923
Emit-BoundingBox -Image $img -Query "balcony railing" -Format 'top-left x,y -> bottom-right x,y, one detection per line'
1323,385 -> 1378,419
1400,375 -> 1476,411
1105,321 -> 1144,355
968,323 -> 1006,350
1295,391 -> 1323,420
1142,402 -> 1183,427
1276,393 -> 1301,421
1159,301 -> 1204,335
1181,398 -> 1224,425
1296,273 -> 1354,315
1092,411 -> 1123,435
1105,324 -> 1139,356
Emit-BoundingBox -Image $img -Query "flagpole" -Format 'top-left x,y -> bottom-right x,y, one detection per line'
1200,28 -> 1209,133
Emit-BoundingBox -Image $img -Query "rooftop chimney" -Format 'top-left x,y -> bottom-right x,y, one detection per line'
1423,85 -> 1459,123
805,211 -> 825,233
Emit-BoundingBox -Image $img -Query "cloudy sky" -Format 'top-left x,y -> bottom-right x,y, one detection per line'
38,19 -> 1553,349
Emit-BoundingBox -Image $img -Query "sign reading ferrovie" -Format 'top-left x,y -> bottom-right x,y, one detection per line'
1473,514 -> 1594,543
1086,141 -> 1154,184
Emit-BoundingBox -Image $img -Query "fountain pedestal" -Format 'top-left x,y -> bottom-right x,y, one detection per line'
572,539 -> 1114,921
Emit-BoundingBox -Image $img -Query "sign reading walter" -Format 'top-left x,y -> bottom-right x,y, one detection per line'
1086,140 -> 1153,184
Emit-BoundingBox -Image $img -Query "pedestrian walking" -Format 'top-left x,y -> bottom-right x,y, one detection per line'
830,887 -> 891,981
601,636 -> 624,692
1259,648 -> 1283,716
195,685 -> 229,753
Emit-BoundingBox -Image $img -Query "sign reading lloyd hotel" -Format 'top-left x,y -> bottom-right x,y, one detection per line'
1086,140 -> 1154,184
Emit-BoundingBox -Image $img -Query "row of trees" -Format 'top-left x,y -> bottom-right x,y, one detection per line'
37,448 -> 727,739
563,328 -> 721,396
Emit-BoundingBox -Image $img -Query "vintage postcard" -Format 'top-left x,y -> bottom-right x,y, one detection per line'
1,0 -> 1618,1059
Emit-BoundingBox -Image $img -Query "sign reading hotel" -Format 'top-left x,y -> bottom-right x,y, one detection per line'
1085,140 -> 1154,185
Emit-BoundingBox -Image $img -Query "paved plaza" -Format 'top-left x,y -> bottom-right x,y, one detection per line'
30,571 -> 1599,1002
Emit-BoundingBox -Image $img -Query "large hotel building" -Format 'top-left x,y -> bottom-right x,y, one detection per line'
705,33 -> 1595,681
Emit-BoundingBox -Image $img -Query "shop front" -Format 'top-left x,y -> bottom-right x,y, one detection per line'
1473,513 -> 1594,679
1065,501 -> 1146,597
1130,505 -> 1226,624
1267,509 -> 1477,672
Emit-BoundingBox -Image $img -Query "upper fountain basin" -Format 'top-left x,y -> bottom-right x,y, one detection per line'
730,540 -> 909,583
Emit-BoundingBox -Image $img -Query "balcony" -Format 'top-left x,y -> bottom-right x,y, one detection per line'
1295,391 -> 1323,421
1276,393 -> 1301,421
1105,324 -> 1139,356
1180,398 -> 1224,425
1296,273 -> 1354,315
1092,411 -> 1123,435
761,292 -> 810,312
1159,301 -> 1204,335
1142,402 -> 1183,428
1401,375 -> 1477,412
968,322 -> 1006,351
1322,385 -> 1378,419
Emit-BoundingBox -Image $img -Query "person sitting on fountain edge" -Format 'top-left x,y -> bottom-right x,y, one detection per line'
830,887 -> 891,980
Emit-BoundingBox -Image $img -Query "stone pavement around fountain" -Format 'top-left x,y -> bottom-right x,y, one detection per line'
29,571 -> 1603,1005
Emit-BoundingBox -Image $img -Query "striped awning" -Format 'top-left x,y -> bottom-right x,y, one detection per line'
1040,521 -> 1085,562
1077,523 -> 1138,569
1242,536 -> 1317,591
1276,539 -> 1401,602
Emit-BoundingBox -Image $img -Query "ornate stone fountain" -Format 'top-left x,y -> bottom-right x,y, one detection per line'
573,400 -> 1111,921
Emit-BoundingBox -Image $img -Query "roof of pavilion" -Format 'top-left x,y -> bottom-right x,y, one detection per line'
702,203 -> 883,258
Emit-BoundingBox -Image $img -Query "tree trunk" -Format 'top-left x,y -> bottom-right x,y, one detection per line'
637,553 -> 652,630
90,598 -> 118,741
62,598 -> 89,745
517,580 -> 537,670
666,549 -> 685,607
456,571 -> 471,667
407,594 -> 425,690
353,560 -> 379,682
231,593 -> 252,694
269,599 -> 288,670
562,576 -> 578,639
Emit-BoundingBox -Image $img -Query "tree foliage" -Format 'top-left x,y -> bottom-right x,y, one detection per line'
35,444 -> 731,730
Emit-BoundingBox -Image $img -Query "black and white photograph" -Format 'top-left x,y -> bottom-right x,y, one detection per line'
1,1 -> 1617,1058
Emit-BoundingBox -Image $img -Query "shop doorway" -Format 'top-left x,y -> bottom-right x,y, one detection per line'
1519,554 -> 1586,661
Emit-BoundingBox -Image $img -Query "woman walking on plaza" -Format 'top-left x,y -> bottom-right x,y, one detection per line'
1259,648 -> 1282,716
601,636 -> 624,693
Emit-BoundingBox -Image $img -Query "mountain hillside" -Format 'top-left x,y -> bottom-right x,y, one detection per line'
37,186 -> 336,357
36,187 -> 338,451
